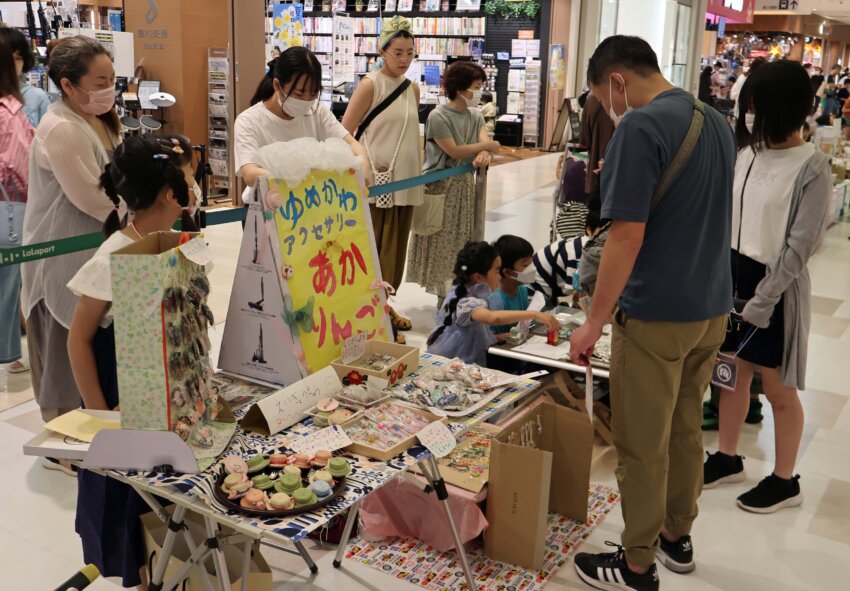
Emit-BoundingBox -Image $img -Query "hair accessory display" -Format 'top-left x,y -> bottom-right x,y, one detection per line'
344,403 -> 433,451
394,358 -> 503,413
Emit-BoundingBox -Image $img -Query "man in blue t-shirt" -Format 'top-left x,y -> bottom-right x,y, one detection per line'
569,36 -> 735,591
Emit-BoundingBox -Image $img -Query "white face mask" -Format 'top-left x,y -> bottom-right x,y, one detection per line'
608,74 -> 633,127
505,266 -> 537,283
192,181 -> 202,202
278,91 -> 315,118
464,89 -> 483,107
745,113 -> 755,134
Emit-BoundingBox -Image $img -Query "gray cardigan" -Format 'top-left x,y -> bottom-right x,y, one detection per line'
741,150 -> 832,390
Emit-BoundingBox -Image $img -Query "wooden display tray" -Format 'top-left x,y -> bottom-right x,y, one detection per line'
341,404 -> 447,461
212,464 -> 346,518
330,340 -> 420,387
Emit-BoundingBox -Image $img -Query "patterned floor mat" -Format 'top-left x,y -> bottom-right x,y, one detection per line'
344,484 -> 620,591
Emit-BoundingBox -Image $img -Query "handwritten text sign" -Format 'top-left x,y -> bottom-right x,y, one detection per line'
290,425 -> 353,457
242,366 -> 343,436
178,236 -> 212,266
273,170 -> 388,372
416,421 -> 457,458
341,332 -> 368,365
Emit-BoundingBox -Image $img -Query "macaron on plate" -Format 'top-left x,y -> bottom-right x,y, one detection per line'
214,461 -> 348,517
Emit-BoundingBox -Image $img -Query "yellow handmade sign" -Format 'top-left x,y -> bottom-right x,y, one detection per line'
271,169 -> 389,372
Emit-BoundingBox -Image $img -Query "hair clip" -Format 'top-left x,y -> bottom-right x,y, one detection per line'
172,146 -> 184,154
153,153 -> 169,161
460,265 -> 468,271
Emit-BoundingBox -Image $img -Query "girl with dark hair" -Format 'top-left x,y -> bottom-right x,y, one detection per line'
21,36 -> 122,466
704,60 -> 832,514
0,37 -> 35,375
426,242 -> 557,366
0,27 -> 51,126
343,17 -> 422,340
698,66 -> 714,106
407,61 -> 500,301
235,46 -> 367,190
65,134 -> 200,590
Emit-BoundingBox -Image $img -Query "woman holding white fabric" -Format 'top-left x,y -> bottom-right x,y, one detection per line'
343,17 -> 422,339
235,46 -> 368,191
22,37 -> 122,464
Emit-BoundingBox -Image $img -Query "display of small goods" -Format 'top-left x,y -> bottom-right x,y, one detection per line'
214,451 -> 351,516
343,402 -> 444,461
392,358 -> 510,416
209,372 -> 278,413
435,424 -> 500,493
332,341 -> 419,387
338,383 -> 390,407
164,268 -> 221,445
306,397 -> 363,427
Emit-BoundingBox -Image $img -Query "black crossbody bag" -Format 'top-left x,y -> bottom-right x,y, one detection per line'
730,155 -> 756,335
354,78 -> 412,141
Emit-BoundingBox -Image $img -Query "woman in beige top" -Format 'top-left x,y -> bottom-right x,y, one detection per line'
343,16 -> 422,341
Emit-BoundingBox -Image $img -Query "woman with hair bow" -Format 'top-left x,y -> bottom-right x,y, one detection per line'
343,16 -> 422,342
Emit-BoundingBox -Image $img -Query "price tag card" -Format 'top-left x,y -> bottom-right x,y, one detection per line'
178,236 -> 212,266
341,333 -> 367,365
366,375 -> 389,397
290,425 -> 353,457
416,421 -> 456,458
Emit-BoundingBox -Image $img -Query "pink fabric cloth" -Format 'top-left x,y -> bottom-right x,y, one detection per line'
0,96 -> 34,202
359,475 -> 488,552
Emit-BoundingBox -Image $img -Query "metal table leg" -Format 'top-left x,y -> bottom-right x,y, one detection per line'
418,455 -> 478,591
240,540 -> 252,591
332,499 -> 361,568
204,516 -> 232,591
294,539 -> 319,573
148,504 -> 188,591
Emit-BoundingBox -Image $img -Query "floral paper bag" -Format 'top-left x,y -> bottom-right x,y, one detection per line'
111,232 -> 220,445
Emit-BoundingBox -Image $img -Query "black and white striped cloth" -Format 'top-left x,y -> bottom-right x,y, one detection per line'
529,235 -> 589,304
554,201 -> 589,241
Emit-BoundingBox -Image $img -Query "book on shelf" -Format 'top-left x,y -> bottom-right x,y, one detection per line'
368,0 -> 380,10
457,0 -> 481,11
333,0 -> 347,11
398,0 -> 413,11
386,0 -> 397,11
304,0 -> 315,10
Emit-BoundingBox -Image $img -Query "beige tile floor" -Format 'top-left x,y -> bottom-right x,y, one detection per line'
2,153 -> 849,590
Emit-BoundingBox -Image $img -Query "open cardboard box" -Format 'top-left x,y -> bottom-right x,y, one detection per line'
484,401 -> 593,570
331,340 -> 420,387
342,403 -> 446,461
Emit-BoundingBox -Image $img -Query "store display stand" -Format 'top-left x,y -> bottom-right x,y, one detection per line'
84,429 -> 200,474
333,454 -> 478,591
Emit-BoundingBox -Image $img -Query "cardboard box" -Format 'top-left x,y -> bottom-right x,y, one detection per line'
342,404 -> 446,461
142,508 -> 272,591
331,340 -> 420,387
484,401 -> 593,570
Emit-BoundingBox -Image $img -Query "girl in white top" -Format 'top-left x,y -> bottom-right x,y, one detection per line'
22,36 -> 122,428
66,134 -> 199,589
706,61 -> 832,514
343,16 -> 422,337
235,46 -> 369,190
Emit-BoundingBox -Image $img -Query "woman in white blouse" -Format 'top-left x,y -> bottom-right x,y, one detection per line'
22,36 -> 120,459
235,46 -> 368,192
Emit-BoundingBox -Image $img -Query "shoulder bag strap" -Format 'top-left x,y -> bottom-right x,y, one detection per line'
650,98 -> 706,210
354,78 -> 412,141
734,153 -> 756,298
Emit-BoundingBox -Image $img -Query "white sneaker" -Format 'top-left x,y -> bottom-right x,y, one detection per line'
41,457 -> 77,477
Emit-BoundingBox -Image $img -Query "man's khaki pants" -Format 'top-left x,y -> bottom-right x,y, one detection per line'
610,310 -> 727,568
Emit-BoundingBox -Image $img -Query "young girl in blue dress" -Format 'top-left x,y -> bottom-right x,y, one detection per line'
426,241 -> 558,366
66,134 -> 200,589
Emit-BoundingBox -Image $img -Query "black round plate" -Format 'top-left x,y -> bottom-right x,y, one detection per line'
213,467 -> 347,517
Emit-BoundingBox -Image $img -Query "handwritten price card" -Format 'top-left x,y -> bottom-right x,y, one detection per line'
290,425 -> 352,456
242,366 -> 343,435
272,169 -> 389,372
416,421 -> 457,458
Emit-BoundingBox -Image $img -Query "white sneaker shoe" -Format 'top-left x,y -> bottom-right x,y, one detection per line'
41,457 -> 77,477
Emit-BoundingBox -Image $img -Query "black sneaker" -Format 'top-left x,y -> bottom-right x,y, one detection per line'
703,451 -> 745,489
737,474 -> 803,513
656,535 -> 695,573
574,542 -> 659,591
